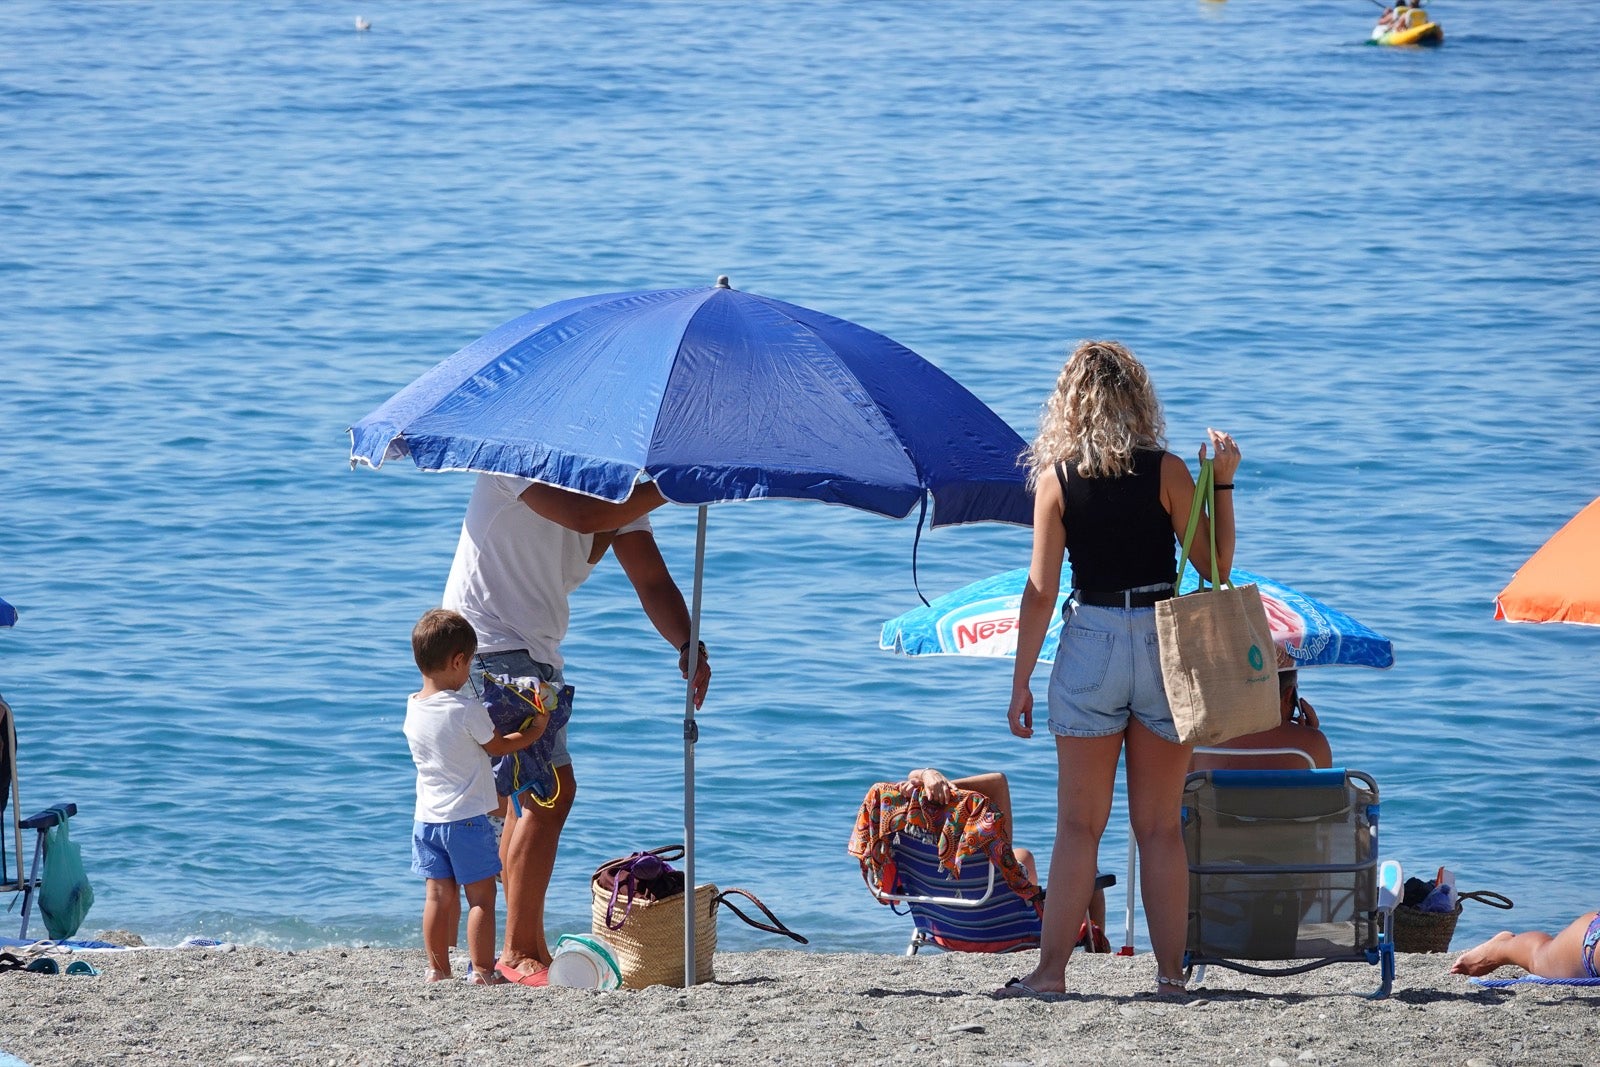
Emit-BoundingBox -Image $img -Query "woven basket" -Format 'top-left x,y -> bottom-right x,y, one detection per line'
590,880 -> 716,988
1390,902 -> 1462,953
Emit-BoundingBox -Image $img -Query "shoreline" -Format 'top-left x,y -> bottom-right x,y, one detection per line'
2,945 -> 1593,1066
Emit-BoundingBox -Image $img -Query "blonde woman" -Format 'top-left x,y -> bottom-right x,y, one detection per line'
997,341 -> 1240,999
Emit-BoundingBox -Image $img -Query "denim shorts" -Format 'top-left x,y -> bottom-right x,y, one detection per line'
412,814 -> 502,885
1046,599 -> 1179,743
469,649 -> 570,770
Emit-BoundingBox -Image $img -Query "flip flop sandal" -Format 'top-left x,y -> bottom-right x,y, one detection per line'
494,960 -> 549,987
992,976 -> 1051,1000
0,952 -> 26,973
24,957 -> 60,975
65,961 -> 100,976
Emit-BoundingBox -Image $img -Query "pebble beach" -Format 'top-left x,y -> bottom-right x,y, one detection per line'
2,945 -> 1595,1066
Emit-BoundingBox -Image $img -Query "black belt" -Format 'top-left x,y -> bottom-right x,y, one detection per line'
1074,587 -> 1173,609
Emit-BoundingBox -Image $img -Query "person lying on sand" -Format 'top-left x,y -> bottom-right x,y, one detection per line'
1450,910 -> 1600,980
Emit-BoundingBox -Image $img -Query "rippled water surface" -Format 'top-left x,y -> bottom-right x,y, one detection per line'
3,1 -> 1598,955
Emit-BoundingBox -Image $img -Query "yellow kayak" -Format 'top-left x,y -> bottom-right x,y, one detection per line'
1371,20 -> 1444,46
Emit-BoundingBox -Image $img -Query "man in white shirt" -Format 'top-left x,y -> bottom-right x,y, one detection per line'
443,474 -> 711,983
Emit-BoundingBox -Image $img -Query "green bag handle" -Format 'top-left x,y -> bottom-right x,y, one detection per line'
1174,458 -> 1229,592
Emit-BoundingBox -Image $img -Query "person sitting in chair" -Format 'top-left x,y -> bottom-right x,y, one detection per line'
1189,669 -> 1332,773
906,768 -> 1110,952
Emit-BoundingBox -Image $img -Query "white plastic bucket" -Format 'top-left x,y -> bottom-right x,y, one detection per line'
548,934 -> 622,990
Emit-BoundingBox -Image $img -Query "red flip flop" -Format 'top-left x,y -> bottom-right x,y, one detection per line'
494,960 -> 549,987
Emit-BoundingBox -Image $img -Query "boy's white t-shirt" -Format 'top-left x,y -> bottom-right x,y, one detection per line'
441,473 -> 652,669
404,689 -> 498,824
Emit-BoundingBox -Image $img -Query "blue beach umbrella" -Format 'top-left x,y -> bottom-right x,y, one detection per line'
350,279 -> 1031,981
350,280 -> 1030,527
880,566 -> 1395,670
0,597 -> 15,628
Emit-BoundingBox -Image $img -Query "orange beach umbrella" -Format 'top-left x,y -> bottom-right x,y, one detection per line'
1495,495 -> 1600,626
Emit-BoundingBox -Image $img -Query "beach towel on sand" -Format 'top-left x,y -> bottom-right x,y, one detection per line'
848,782 -> 1039,908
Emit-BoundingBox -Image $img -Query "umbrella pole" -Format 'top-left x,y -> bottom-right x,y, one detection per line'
1121,831 -> 1137,955
683,505 -> 708,987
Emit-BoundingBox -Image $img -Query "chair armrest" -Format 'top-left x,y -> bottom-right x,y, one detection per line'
20,802 -> 77,830
872,862 -> 999,908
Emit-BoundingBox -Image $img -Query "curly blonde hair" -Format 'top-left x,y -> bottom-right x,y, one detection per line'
1022,340 -> 1166,487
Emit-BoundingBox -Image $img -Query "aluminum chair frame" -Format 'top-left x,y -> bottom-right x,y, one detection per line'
2,693 -> 79,940
1180,767 -> 1395,998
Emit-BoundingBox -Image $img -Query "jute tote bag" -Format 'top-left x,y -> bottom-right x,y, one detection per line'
1154,459 -> 1279,746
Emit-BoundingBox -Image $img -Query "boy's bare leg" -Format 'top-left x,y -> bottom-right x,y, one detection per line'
499,764 -> 577,973
1452,911 -> 1598,979
422,878 -> 459,980
462,876 -> 500,981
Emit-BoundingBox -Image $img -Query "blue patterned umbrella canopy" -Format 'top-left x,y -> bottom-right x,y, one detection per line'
881,567 -> 1394,670
349,282 -> 1030,527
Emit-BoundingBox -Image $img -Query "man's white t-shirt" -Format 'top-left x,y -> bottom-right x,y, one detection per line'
404,688 -> 499,824
441,474 -> 652,669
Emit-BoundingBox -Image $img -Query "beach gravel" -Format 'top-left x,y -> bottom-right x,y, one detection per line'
1,946 -> 1594,1065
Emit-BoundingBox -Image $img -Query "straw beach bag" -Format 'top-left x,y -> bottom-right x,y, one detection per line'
590,845 -> 807,988
591,845 -> 712,988
1154,459 -> 1280,746
1390,889 -> 1514,953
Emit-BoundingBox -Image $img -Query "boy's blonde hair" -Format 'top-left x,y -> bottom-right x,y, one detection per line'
412,608 -> 477,674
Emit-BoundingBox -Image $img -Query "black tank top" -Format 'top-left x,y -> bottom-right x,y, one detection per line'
1058,448 -> 1176,591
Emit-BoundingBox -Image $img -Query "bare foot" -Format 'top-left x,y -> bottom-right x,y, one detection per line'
1450,931 -> 1516,976
424,968 -> 451,983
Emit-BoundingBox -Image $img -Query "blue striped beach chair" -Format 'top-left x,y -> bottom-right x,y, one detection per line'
879,831 -> 1115,955
854,783 -> 1116,956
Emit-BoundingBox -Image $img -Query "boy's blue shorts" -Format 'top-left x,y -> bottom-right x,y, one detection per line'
411,815 -> 501,885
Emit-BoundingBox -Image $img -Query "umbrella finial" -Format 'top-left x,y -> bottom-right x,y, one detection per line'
715,275 -> 731,289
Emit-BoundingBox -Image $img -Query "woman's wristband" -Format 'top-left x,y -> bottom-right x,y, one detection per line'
679,639 -> 708,657
1214,484 -> 1234,490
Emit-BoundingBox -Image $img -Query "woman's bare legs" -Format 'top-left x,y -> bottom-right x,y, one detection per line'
1125,720 -> 1195,992
1004,733 -> 1123,994
1451,911 -> 1599,979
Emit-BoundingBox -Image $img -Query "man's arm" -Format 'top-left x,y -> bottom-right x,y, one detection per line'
612,529 -> 712,708
518,480 -> 667,534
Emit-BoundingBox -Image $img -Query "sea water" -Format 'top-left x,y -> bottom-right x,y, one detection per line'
2,1 -> 1597,955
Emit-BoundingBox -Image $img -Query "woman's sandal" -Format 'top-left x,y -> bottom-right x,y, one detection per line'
993,976 -> 1054,1000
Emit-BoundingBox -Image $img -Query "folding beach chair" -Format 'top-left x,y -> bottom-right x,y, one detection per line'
1181,767 -> 1396,997
1,691 -> 84,940
1119,744 -> 1319,954
850,780 -> 1115,955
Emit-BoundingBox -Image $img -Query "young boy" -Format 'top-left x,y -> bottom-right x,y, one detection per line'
405,608 -> 546,984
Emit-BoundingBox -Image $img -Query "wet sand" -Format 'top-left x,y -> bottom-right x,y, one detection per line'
1,945 -> 1595,1066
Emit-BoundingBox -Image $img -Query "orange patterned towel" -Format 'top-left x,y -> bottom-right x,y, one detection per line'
847,780 -> 1040,906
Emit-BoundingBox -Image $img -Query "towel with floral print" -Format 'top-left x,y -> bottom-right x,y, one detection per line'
847,781 -> 1041,908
